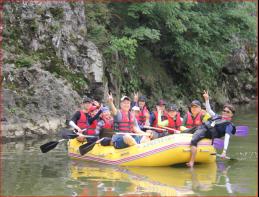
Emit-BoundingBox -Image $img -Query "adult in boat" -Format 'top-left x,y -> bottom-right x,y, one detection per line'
132,93 -> 150,128
180,100 -> 211,132
108,93 -> 151,149
149,99 -> 168,138
69,96 -> 102,142
186,90 -> 236,167
157,104 -> 183,134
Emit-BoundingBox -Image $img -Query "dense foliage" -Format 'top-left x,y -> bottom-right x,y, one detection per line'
84,2 -> 256,102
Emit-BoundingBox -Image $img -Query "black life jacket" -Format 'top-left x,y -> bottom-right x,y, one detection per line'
204,116 -> 236,138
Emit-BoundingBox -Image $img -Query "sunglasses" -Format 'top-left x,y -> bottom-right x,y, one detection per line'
223,109 -> 232,114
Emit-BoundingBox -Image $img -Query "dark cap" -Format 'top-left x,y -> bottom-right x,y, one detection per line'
121,96 -> 131,101
82,96 -> 92,103
157,99 -> 166,105
191,100 -> 201,107
139,95 -> 147,102
168,104 -> 178,111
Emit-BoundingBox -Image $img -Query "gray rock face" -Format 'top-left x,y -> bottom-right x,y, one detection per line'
2,2 -> 107,139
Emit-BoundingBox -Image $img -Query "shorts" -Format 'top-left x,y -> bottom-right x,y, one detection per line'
190,127 -> 210,146
112,134 -> 142,149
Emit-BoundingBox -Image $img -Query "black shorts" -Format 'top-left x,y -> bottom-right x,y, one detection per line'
190,128 -> 210,146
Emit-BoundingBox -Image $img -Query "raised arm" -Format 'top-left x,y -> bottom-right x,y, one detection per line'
107,92 -> 117,116
203,90 -> 216,117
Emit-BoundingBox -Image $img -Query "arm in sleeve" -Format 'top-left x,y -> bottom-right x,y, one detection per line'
88,110 -> 102,125
223,133 -> 231,151
205,100 -> 216,117
157,110 -> 169,127
69,111 -> 81,130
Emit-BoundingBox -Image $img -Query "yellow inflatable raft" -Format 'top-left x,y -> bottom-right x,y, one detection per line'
68,133 -> 216,166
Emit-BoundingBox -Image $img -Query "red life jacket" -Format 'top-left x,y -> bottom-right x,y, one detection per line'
136,106 -> 149,126
86,119 -> 97,135
167,112 -> 182,133
77,111 -> 97,135
186,111 -> 204,128
102,117 -> 113,129
152,111 -> 168,132
77,111 -> 88,129
113,111 -> 134,133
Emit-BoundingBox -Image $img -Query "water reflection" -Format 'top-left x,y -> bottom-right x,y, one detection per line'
69,161 -> 218,196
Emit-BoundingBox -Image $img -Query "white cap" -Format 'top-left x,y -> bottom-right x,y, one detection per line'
132,106 -> 140,111
120,96 -> 131,101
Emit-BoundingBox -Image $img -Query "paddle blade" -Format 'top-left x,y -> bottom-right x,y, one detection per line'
40,141 -> 59,153
79,142 -> 96,155
235,126 -> 249,137
213,138 -> 224,150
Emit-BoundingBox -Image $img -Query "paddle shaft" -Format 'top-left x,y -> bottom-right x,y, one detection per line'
116,132 -> 150,136
143,126 -> 166,132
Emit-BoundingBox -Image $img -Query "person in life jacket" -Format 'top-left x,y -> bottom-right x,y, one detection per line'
157,104 -> 183,134
149,99 -> 168,139
132,93 -> 150,128
131,106 -> 143,128
108,93 -> 152,149
69,96 -> 103,142
180,99 -> 211,132
186,90 -> 236,168
95,106 -> 114,146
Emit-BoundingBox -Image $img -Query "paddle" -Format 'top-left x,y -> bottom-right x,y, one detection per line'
143,126 -> 167,132
40,139 -> 66,153
212,125 -> 249,150
235,126 -> 249,137
210,153 -> 236,160
40,129 -> 94,153
160,126 -> 181,134
79,138 -> 105,155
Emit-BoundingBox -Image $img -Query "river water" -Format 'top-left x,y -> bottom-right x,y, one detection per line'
1,103 -> 257,196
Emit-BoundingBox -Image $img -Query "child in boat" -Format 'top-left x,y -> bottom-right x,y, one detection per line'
157,104 -> 183,134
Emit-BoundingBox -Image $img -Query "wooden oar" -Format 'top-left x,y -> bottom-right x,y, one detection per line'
115,132 -> 150,136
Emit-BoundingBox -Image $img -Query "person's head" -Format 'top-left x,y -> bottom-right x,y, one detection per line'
167,104 -> 178,118
81,96 -> 93,111
190,100 -> 202,116
89,105 -> 98,116
157,99 -> 166,111
138,96 -> 147,109
131,106 -> 140,117
221,104 -> 235,119
101,106 -> 111,119
120,96 -> 131,112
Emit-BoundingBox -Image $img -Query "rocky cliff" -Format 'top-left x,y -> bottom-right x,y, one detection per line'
2,2 -> 107,140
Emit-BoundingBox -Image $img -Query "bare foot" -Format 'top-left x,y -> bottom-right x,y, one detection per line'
186,161 -> 194,168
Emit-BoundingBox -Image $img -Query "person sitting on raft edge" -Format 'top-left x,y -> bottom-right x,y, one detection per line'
186,90 -> 236,168
107,93 -> 152,149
